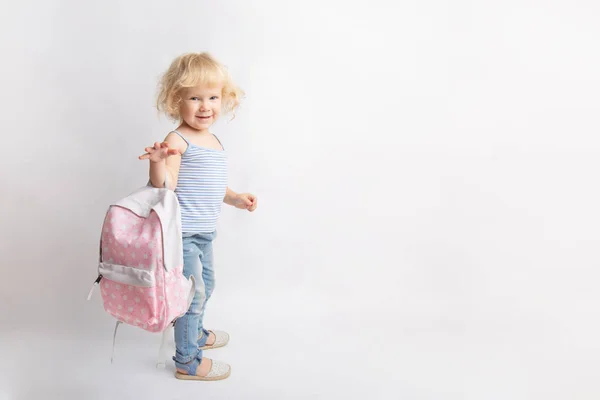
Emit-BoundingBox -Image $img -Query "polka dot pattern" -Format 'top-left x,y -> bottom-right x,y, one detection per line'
99,206 -> 191,332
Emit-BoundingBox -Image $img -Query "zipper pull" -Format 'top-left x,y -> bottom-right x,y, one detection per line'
87,275 -> 102,300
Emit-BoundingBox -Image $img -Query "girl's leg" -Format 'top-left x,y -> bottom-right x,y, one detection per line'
197,237 -> 216,345
173,233 -> 229,380
174,236 -> 206,365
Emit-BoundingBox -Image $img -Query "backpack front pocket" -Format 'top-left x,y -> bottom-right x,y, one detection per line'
98,262 -> 155,287
98,262 -> 162,329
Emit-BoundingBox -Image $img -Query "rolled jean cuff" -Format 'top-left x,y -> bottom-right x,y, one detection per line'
173,350 -> 201,365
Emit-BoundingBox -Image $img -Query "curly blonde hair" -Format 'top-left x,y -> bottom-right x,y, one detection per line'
157,52 -> 244,120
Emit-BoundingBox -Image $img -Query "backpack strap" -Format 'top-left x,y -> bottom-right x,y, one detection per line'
111,320 -> 123,364
157,322 -> 175,368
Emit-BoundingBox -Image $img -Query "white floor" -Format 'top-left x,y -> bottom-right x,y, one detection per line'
2,298 -> 599,400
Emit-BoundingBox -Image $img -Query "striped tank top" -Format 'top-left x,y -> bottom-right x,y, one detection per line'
172,130 -> 228,234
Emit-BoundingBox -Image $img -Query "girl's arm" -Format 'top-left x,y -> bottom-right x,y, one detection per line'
224,187 -> 258,212
148,157 -> 180,190
223,187 -> 239,205
140,133 -> 185,190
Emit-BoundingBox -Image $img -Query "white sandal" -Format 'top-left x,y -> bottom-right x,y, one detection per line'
199,330 -> 230,350
175,358 -> 231,381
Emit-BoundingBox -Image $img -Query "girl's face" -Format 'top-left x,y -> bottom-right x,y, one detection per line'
179,83 -> 223,132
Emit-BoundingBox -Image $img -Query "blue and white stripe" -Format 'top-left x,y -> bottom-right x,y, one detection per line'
173,131 -> 228,234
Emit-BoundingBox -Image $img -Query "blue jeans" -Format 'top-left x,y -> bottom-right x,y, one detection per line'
173,231 -> 217,366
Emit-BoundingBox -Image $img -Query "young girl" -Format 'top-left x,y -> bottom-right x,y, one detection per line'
139,52 -> 257,381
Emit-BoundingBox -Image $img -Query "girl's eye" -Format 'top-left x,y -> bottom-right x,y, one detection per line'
190,96 -> 218,101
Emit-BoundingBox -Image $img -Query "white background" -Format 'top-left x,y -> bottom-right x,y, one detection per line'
1,0 -> 600,399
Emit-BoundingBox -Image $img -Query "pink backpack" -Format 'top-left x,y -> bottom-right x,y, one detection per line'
88,185 -> 194,362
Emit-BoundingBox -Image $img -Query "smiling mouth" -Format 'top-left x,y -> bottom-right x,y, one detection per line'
196,116 -> 212,120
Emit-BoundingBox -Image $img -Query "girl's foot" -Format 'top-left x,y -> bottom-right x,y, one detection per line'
175,357 -> 231,381
200,330 -> 230,350
205,331 -> 216,346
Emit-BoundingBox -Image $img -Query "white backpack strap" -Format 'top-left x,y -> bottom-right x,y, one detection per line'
111,320 -> 123,364
151,191 -> 183,272
156,323 -> 174,368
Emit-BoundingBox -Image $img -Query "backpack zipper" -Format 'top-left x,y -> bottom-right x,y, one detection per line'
86,274 -> 103,300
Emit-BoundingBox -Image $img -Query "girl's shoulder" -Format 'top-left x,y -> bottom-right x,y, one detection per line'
165,131 -> 188,154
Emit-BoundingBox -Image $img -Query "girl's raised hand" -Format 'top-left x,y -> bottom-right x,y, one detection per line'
139,142 -> 180,163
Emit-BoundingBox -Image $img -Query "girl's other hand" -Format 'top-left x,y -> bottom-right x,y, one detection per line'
235,193 -> 258,212
139,142 -> 180,163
